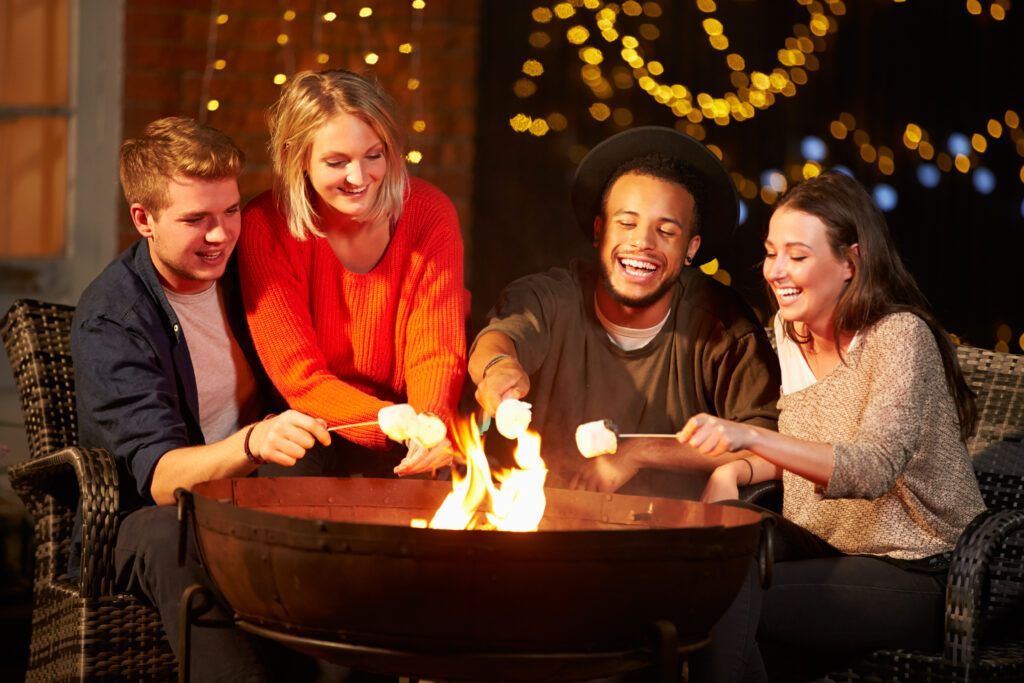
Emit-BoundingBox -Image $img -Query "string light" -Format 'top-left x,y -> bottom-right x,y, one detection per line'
196,2 -> 430,163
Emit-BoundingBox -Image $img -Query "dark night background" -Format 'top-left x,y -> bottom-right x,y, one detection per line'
469,1 -> 1023,352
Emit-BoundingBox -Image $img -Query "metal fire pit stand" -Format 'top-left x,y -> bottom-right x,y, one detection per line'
176,582 -> 704,683
174,480 -> 774,682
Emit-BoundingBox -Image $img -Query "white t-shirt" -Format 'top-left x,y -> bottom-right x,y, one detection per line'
594,294 -> 672,351
163,282 -> 259,444
774,314 -> 860,395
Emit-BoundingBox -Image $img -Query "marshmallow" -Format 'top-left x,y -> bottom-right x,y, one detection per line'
495,398 -> 533,440
378,403 -> 419,442
575,419 -> 619,458
412,412 -> 448,449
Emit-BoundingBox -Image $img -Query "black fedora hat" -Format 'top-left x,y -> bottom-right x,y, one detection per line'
570,126 -> 739,262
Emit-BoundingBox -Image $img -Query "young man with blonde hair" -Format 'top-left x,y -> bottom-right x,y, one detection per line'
72,117 -> 331,680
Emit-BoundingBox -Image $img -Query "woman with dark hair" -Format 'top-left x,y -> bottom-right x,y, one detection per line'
681,170 -> 985,681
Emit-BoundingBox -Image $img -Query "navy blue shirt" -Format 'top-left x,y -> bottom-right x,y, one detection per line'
69,240 -> 281,576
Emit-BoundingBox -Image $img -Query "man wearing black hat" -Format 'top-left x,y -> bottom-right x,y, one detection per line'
469,127 -> 780,499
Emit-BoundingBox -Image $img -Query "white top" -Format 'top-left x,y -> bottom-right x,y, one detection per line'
594,293 -> 671,351
774,314 -> 861,395
163,282 -> 259,444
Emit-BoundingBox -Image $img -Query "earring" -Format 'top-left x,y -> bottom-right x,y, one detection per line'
685,257 -> 693,265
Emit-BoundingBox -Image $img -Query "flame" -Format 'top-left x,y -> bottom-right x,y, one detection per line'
428,418 -> 548,531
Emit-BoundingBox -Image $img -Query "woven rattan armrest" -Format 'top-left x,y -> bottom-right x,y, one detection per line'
739,479 -> 783,512
943,507 -> 1024,667
9,446 -> 122,600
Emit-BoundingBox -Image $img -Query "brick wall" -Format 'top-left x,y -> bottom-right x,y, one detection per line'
121,0 -> 479,251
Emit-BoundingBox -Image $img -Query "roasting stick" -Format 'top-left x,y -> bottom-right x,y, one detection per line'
620,433 -> 676,439
328,420 -> 378,433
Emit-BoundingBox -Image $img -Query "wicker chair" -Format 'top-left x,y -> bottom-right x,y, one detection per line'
746,332 -> 1024,682
3,299 -> 177,681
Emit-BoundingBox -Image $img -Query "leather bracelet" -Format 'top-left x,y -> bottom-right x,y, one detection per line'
244,423 -> 264,465
481,353 -> 512,378
739,457 -> 754,487
243,414 -> 276,465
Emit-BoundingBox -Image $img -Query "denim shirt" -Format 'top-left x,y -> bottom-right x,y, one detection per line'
68,240 -> 280,578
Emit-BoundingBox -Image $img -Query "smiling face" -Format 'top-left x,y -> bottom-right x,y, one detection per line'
763,206 -> 855,336
131,175 -> 240,294
594,172 -> 701,324
306,112 -> 387,222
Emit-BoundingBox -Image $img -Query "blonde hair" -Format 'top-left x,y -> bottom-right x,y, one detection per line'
268,69 -> 408,240
119,116 -> 244,214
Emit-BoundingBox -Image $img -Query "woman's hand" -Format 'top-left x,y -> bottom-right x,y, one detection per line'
254,410 -> 331,466
677,413 -> 757,457
395,437 -> 455,476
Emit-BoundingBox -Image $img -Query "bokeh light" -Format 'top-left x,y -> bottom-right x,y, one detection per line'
872,184 -> 898,212
947,133 -> 971,156
972,167 -> 995,194
801,135 -> 827,161
916,164 -> 941,188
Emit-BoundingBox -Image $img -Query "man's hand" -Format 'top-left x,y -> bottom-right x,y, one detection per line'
569,448 -> 641,493
474,356 -> 530,417
395,437 -> 454,476
677,413 -> 756,457
253,410 -> 331,466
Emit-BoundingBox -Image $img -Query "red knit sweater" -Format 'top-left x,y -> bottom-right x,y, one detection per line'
239,178 -> 466,450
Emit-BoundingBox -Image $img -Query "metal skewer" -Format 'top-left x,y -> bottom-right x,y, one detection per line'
620,433 -> 677,439
328,420 -> 378,433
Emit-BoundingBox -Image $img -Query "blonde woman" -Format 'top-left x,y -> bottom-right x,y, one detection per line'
240,70 -> 465,477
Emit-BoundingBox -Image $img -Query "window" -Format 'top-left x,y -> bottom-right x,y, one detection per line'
0,0 -> 121,301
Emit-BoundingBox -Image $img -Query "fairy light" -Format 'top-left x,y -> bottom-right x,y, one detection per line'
513,0 -> 845,131
192,2 -> 432,165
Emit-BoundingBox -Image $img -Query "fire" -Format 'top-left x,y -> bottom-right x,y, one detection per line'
428,417 -> 548,531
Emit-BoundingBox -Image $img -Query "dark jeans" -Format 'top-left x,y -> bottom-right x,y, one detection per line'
691,503 -> 948,683
114,505 -> 319,682
115,462 -> 401,682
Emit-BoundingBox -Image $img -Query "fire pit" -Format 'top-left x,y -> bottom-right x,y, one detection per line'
179,476 -> 768,681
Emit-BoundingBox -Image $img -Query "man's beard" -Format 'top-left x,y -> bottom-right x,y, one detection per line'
599,260 -> 681,310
